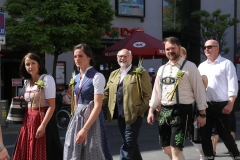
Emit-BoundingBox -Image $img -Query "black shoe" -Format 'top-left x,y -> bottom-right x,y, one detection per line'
223,151 -> 230,154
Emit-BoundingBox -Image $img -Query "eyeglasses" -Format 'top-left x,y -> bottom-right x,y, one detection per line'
117,55 -> 129,59
203,45 -> 218,50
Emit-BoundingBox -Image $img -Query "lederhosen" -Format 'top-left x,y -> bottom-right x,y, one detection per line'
158,60 -> 193,150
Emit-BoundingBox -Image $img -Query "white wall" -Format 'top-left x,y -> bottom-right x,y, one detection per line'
200,0 -> 235,62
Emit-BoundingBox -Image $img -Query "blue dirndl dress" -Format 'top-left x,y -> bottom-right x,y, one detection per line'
63,68 -> 112,160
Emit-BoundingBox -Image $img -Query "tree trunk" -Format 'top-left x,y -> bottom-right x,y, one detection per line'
52,51 -> 60,83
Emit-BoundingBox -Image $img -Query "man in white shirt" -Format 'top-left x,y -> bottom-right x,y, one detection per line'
147,37 -> 207,160
198,39 -> 240,159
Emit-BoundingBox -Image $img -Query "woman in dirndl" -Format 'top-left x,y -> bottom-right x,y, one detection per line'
13,53 -> 63,160
64,43 -> 112,160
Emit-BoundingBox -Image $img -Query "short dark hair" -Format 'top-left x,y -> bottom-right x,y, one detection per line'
19,53 -> 47,79
73,43 -> 95,67
65,85 -> 69,90
163,36 -> 181,46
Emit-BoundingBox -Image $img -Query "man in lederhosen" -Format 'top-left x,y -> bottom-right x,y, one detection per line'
147,37 -> 207,160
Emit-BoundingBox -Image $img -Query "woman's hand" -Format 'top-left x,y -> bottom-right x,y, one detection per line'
35,125 -> 46,139
0,148 -> 10,160
75,128 -> 88,145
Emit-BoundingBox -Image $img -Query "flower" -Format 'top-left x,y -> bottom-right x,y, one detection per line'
35,80 -> 44,89
69,71 -> 76,115
133,58 -> 144,75
166,70 -> 185,101
69,78 -> 75,87
133,59 -> 144,99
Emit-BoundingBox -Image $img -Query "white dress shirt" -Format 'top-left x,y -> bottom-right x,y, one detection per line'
198,55 -> 238,102
119,64 -> 132,83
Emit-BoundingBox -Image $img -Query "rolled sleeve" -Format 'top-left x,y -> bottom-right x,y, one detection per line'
227,62 -> 238,97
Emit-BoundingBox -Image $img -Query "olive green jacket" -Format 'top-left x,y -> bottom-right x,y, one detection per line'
103,66 -> 152,125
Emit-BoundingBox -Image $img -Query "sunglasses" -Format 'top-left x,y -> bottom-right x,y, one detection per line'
203,45 -> 217,50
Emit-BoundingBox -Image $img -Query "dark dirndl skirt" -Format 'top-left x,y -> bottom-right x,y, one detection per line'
13,107 -> 63,160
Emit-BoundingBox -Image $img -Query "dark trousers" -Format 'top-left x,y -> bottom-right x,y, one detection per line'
201,102 -> 239,159
118,116 -> 143,160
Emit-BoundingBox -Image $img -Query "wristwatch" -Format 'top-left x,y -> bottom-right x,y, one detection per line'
0,145 -> 5,152
199,114 -> 206,118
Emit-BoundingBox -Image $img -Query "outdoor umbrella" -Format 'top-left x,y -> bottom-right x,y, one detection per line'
102,31 -> 166,60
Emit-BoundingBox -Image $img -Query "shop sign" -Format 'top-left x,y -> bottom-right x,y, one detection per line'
12,78 -> 22,86
104,27 -> 145,37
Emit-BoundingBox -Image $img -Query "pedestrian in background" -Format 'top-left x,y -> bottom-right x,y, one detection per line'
148,37 -> 207,160
13,53 -> 63,160
148,67 -> 156,88
181,46 -> 205,160
0,125 -> 10,160
62,85 -> 72,105
103,49 -> 152,160
64,43 -> 112,160
198,39 -> 240,159
181,46 -> 187,59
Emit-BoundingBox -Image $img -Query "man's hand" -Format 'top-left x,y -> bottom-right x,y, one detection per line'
196,116 -> 206,128
222,103 -> 233,114
147,107 -> 155,125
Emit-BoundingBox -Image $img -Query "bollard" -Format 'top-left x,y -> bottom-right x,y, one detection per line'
0,100 -> 8,127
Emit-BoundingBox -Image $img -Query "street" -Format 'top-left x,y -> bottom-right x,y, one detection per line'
2,114 -> 240,160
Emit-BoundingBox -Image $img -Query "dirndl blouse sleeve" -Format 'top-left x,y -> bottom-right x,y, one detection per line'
44,75 -> 56,99
93,72 -> 106,94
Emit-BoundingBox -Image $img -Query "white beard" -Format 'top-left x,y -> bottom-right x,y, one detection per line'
118,62 -> 128,68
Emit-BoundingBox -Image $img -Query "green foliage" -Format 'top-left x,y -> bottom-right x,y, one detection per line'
4,0 -> 115,78
191,9 -> 240,55
163,0 -> 182,32
4,0 -> 114,53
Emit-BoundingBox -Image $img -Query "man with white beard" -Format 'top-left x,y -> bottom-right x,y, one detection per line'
103,49 -> 152,160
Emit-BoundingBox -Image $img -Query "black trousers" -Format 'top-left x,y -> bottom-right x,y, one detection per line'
201,101 -> 239,159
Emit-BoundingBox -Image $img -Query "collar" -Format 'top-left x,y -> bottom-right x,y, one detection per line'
207,55 -> 221,64
120,64 -> 132,74
166,57 -> 185,67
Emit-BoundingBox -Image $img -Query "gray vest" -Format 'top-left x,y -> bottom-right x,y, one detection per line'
116,80 -> 124,117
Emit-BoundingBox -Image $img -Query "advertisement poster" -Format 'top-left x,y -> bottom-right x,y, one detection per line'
56,61 -> 66,85
117,0 -> 145,17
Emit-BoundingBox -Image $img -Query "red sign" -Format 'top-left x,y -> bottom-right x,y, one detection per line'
12,78 -> 22,87
104,27 -> 145,37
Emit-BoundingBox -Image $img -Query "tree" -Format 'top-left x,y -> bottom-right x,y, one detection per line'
4,0 -> 115,79
191,9 -> 240,55
163,0 -> 182,32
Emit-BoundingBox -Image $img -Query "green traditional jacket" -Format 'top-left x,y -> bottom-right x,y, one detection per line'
103,66 -> 152,125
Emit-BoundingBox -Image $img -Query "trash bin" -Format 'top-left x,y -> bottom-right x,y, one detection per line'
0,100 -> 8,127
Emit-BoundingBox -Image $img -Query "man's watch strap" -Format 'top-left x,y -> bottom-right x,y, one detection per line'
0,145 -> 5,152
199,114 -> 206,118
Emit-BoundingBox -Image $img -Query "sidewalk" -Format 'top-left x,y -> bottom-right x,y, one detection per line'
2,111 -> 240,134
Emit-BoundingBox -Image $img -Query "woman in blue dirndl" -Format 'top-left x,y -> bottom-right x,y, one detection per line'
64,43 -> 112,160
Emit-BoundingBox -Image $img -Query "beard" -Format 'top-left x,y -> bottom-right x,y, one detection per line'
118,61 -> 129,69
167,51 -> 181,61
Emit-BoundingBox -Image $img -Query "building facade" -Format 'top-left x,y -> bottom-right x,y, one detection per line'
0,0 -> 238,104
